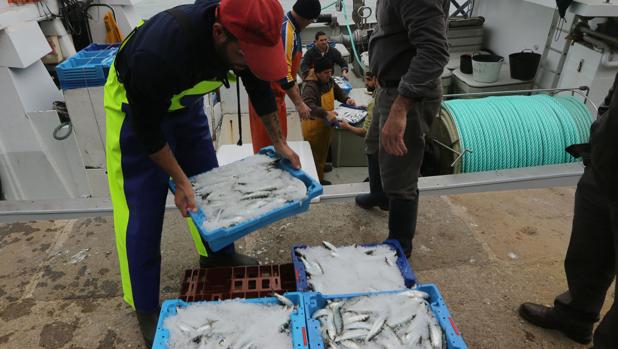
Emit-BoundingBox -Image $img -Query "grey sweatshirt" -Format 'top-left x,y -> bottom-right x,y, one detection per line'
369,0 -> 450,100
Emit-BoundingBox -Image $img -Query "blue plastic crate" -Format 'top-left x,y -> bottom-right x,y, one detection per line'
333,76 -> 352,96
56,43 -> 119,90
292,239 -> 416,293
169,147 -> 323,252
303,285 -> 467,349
153,292 -> 310,349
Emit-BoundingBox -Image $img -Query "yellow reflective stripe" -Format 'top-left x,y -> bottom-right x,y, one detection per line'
283,22 -> 295,83
168,80 -> 223,111
186,218 -> 208,257
104,63 -> 134,309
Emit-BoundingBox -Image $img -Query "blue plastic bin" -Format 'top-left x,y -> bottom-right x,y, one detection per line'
333,76 -> 352,96
56,43 -> 119,90
169,147 -> 323,252
292,239 -> 416,293
303,285 -> 467,349
153,292 -> 310,349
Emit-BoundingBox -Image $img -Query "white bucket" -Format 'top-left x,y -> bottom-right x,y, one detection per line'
472,54 -> 504,83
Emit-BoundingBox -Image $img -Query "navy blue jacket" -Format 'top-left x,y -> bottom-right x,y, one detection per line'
114,0 -> 276,153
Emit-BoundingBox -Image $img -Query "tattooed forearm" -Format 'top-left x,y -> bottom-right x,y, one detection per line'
261,112 -> 284,144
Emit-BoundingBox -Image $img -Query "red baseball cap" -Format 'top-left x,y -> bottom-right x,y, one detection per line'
219,0 -> 287,82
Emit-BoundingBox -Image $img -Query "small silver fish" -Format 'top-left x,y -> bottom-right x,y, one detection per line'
343,322 -> 373,331
402,289 -> 430,300
336,329 -> 369,342
312,308 -> 331,319
385,256 -> 395,266
322,241 -> 338,251
429,321 -> 444,349
326,312 -> 336,341
332,302 -> 344,335
345,314 -> 369,323
365,316 -> 386,342
273,293 -> 295,307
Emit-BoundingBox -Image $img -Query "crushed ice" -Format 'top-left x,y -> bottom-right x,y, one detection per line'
297,244 -> 406,294
164,300 -> 294,349
190,154 -> 307,231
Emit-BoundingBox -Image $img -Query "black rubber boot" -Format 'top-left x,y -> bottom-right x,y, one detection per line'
387,197 -> 419,257
355,154 -> 389,211
136,309 -> 159,348
199,243 -> 259,268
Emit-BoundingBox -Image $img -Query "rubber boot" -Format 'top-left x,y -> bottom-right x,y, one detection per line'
355,154 -> 389,210
199,243 -> 259,268
387,197 -> 419,257
136,309 -> 159,348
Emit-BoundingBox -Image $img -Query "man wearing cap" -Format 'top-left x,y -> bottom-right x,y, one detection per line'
103,0 -> 299,345
248,0 -> 322,153
362,0 -> 449,257
301,58 -> 356,185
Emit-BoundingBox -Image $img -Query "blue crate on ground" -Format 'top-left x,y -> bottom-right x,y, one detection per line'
292,239 -> 416,293
153,292 -> 310,349
304,285 -> 467,349
56,43 -> 119,90
169,147 -> 323,252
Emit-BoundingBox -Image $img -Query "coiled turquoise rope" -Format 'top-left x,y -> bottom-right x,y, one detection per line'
443,95 -> 594,173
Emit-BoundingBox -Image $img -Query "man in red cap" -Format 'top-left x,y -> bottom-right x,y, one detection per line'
103,0 -> 298,345
248,0 -> 322,153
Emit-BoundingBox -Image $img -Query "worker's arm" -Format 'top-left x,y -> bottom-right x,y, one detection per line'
122,51 -> 196,216
339,120 -> 367,137
382,0 -> 449,156
302,81 -> 328,119
333,49 -> 349,77
278,27 -> 311,119
241,69 -> 301,169
333,82 -> 355,105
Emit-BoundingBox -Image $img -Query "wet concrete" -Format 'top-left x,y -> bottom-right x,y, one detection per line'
0,187 -> 614,348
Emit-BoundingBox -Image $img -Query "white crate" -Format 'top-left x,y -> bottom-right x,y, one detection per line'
0,21 -> 50,68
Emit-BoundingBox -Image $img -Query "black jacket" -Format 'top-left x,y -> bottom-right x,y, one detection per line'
114,0 -> 276,154
300,45 -> 348,77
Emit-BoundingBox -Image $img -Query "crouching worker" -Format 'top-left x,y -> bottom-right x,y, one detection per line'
301,58 -> 356,185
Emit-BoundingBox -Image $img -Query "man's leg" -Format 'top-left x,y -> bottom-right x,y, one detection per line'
301,118 -> 330,182
249,92 -> 288,153
172,100 -> 257,267
356,90 -> 388,210
106,99 -> 168,346
377,87 -> 440,256
591,203 -> 618,348
520,168 -> 615,344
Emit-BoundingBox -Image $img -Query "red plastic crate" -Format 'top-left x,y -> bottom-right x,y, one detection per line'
179,263 -> 297,301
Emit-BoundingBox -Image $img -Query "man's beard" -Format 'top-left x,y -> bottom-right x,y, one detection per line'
215,40 -> 234,69
366,85 -> 376,92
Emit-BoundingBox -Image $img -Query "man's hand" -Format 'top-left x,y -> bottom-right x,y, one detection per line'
174,180 -> 197,217
339,120 -> 352,129
296,101 -> 312,120
274,141 -> 301,169
381,95 -> 414,156
342,69 -> 349,79
345,97 -> 356,106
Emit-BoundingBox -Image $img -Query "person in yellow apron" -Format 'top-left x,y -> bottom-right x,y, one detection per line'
104,0 -> 300,345
301,58 -> 356,185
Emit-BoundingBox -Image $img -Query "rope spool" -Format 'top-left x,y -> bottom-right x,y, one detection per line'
431,95 -> 594,174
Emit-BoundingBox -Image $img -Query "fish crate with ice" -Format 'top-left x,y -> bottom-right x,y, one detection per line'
153,292 -> 310,349
169,147 -> 323,252
304,285 -> 467,349
334,105 -> 367,125
179,263 -> 297,302
292,240 -> 416,294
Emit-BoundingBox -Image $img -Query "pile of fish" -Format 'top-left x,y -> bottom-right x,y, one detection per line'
313,291 -> 446,349
164,294 -> 296,349
297,242 -> 406,294
334,106 -> 367,124
190,154 -> 307,231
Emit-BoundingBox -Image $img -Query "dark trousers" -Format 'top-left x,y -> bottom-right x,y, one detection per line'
554,167 -> 618,348
365,87 -> 441,200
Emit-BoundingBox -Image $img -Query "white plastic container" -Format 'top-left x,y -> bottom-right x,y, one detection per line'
472,54 -> 504,83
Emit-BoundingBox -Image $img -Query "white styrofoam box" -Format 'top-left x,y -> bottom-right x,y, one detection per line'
64,88 -> 106,169
87,5 -> 139,43
40,18 -> 68,37
87,168 -> 110,197
58,34 -> 77,58
0,5 -> 40,31
27,110 -> 91,198
0,20 -> 51,68
9,60 -> 63,112
335,43 -> 350,59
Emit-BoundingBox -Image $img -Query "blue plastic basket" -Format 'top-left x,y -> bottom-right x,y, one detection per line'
169,147 -> 323,252
333,77 -> 352,96
56,43 -> 119,90
292,239 -> 416,293
153,292 -> 310,349
303,285 -> 467,349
